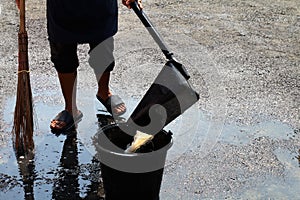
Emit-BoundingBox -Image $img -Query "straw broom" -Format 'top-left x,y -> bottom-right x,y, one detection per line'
12,0 -> 34,156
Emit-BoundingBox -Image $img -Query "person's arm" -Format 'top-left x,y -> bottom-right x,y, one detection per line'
122,0 -> 143,9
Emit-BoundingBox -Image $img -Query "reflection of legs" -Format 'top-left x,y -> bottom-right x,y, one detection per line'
60,134 -> 78,169
52,134 -> 80,199
84,157 -> 105,199
53,134 -> 105,199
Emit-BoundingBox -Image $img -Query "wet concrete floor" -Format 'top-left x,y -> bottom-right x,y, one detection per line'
0,88 -> 299,199
0,0 -> 299,199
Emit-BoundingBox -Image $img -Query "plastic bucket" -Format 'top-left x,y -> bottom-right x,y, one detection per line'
93,124 -> 172,200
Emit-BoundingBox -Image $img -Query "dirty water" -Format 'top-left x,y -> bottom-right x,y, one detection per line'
0,88 -> 299,199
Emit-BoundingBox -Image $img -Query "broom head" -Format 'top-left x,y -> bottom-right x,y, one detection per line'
12,31 -> 34,156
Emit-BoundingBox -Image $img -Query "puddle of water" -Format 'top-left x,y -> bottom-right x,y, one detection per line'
208,119 -> 300,199
0,91 -> 103,199
0,129 -> 103,199
240,148 -> 300,199
219,120 -> 298,146
2,88 -> 298,199
0,87 -> 205,199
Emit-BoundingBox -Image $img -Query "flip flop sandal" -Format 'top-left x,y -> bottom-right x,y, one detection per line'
96,95 -> 126,116
50,110 -> 83,133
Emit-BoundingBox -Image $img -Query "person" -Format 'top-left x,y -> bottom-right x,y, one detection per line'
15,0 -> 143,132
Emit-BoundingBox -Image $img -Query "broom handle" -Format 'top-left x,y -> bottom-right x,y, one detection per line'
18,0 -> 29,71
19,0 -> 26,33
131,1 -> 173,60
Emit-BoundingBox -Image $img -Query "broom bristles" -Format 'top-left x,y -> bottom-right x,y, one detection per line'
13,71 -> 34,156
12,32 -> 34,156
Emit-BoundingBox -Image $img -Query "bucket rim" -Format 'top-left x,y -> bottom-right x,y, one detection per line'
95,123 -> 173,157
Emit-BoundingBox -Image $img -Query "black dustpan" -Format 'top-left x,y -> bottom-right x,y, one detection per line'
126,2 -> 200,134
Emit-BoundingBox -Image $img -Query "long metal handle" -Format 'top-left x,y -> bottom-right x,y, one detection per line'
131,1 -> 173,60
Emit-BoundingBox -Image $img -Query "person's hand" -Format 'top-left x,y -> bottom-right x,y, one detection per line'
15,0 -> 20,9
122,0 -> 143,10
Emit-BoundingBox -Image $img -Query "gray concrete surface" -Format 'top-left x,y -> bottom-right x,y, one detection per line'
0,0 -> 299,199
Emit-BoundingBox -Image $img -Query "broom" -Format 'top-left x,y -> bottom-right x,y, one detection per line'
12,0 -> 34,156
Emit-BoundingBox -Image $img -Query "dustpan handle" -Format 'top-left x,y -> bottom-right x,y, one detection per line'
131,1 -> 191,80
131,1 -> 173,60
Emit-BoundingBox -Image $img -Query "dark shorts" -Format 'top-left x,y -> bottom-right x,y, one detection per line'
50,37 -> 115,74
47,0 -> 118,43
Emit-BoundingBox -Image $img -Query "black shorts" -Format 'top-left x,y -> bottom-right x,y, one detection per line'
50,37 -> 115,74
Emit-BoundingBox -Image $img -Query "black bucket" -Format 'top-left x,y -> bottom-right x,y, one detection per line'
93,124 -> 173,200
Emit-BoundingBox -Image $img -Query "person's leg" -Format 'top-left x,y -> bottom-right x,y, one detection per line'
57,71 -> 78,114
95,72 -> 126,115
49,42 -> 82,131
89,37 -> 126,115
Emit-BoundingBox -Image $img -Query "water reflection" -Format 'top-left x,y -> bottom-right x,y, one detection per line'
49,112 -> 166,199
52,132 -> 80,199
96,113 -> 125,127
13,128 -> 107,199
52,131 -> 105,200
16,149 -> 35,200
14,125 -> 36,200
